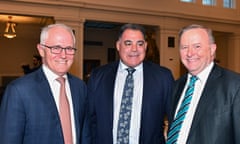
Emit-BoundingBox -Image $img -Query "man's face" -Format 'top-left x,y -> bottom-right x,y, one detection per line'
179,28 -> 216,75
37,27 -> 75,76
116,29 -> 147,67
32,57 -> 38,66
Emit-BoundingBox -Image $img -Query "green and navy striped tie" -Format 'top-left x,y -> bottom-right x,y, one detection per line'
166,76 -> 198,144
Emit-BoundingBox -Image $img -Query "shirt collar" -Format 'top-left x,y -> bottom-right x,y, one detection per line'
119,60 -> 143,72
188,62 -> 214,83
42,64 -> 67,82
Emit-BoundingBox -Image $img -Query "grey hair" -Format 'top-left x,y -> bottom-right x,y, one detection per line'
178,24 -> 215,44
40,23 -> 76,45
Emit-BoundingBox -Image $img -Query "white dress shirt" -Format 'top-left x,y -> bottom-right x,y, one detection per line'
113,61 -> 143,144
42,64 -> 76,144
175,62 -> 214,144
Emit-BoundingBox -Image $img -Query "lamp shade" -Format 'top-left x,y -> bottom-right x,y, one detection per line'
4,16 -> 17,39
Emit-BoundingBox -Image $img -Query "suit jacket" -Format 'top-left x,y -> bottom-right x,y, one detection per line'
0,68 -> 90,144
87,60 -> 174,144
169,64 -> 240,144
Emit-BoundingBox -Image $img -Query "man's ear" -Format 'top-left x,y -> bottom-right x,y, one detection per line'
210,43 -> 216,56
116,41 -> 120,51
37,44 -> 45,57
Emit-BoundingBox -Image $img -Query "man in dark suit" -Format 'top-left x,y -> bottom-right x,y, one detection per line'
0,24 -> 90,144
87,23 -> 174,144
166,24 -> 240,144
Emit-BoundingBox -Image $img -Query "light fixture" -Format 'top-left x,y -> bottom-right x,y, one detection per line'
4,16 -> 17,39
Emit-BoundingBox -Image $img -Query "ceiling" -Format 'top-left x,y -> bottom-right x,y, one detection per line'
0,14 -> 54,39
85,21 -> 122,29
0,14 -> 123,30
0,14 -> 54,25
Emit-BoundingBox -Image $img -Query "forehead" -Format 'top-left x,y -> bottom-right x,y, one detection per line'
121,29 -> 145,40
181,28 -> 208,42
47,27 -> 73,42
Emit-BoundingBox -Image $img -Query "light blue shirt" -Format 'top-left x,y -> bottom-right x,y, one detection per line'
113,61 -> 143,144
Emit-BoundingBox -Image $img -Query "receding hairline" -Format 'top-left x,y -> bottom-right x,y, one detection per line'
40,23 -> 76,45
178,24 -> 215,44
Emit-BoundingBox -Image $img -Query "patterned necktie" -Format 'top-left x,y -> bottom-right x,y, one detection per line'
166,76 -> 198,144
117,68 -> 136,144
57,77 -> 73,144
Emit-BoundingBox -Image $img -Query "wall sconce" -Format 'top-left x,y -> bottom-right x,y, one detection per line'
4,16 -> 17,39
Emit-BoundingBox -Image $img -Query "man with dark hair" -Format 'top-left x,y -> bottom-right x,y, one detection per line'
22,54 -> 42,74
87,23 -> 174,144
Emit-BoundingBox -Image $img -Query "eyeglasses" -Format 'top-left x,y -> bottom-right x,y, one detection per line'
41,44 -> 77,55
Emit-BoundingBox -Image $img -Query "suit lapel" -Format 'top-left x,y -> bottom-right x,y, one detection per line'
169,75 -> 187,123
188,65 -> 222,139
36,68 -> 65,139
141,62 -> 149,128
140,62 -> 159,142
36,68 -> 59,117
139,62 -> 150,142
106,62 -> 119,129
68,74 -> 80,141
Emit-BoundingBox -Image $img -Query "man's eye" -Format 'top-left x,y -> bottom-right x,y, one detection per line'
194,45 -> 201,49
124,41 -> 132,46
137,41 -> 144,46
53,46 -> 62,50
66,47 -> 74,51
180,46 -> 188,49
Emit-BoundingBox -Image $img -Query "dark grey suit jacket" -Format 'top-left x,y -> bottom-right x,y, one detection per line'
0,68 -> 90,144
87,60 -> 174,144
169,64 -> 240,144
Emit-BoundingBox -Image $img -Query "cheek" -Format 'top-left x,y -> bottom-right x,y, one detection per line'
179,51 -> 186,58
68,56 -> 75,62
138,47 -> 147,54
198,49 -> 210,58
44,53 -> 58,65
119,48 -> 128,55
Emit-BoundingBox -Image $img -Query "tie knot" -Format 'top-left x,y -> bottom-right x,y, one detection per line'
126,68 -> 135,75
190,75 -> 198,82
56,77 -> 65,85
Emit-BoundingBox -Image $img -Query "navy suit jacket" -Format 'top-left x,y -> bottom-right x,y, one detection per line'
169,64 -> 240,144
0,68 -> 90,144
87,60 -> 174,144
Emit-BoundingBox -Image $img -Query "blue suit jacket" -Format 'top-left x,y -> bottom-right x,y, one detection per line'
169,64 -> 240,144
0,68 -> 90,144
87,60 -> 174,144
